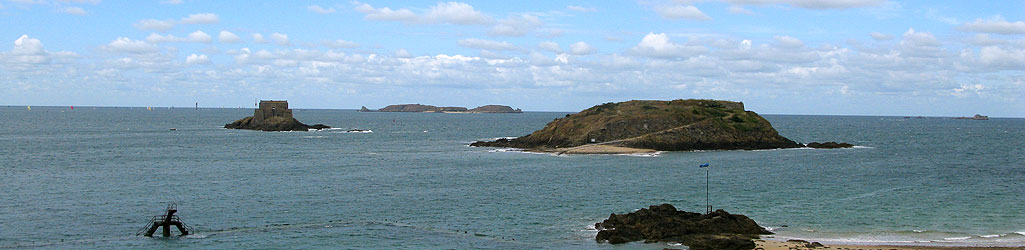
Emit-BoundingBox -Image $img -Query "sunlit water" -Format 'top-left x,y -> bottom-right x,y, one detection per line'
1,106 -> 1023,249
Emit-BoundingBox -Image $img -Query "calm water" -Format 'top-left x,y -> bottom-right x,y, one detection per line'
1,106 -> 1023,249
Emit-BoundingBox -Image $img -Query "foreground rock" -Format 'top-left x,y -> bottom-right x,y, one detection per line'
224,100 -> 330,131
806,141 -> 853,149
595,204 -> 770,250
472,99 -> 803,152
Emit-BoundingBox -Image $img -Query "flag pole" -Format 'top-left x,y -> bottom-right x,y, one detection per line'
700,163 -> 710,214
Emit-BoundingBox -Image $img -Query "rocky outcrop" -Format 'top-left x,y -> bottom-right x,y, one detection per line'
595,204 -> 770,250
471,99 -> 802,152
468,105 -> 523,113
224,116 -> 329,131
358,106 -> 372,112
806,141 -> 853,149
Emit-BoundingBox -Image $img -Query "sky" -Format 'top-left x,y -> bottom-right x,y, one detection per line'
1,0 -> 1024,117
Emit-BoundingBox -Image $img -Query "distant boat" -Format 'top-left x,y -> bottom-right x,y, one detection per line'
27,106 -> 30,111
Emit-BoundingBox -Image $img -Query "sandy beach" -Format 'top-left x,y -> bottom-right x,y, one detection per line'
755,239 -> 1025,250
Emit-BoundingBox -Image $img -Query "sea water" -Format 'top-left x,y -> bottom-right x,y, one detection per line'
1,107 -> 1023,249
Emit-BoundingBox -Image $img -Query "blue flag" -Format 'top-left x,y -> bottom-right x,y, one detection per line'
699,163 -> 709,168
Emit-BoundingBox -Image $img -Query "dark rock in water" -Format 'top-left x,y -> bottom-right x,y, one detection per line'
805,141 -> 853,149
358,106 -> 373,112
472,99 -> 802,152
224,116 -> 329,131
224,100 -> 330,131
595,204 -> 770,250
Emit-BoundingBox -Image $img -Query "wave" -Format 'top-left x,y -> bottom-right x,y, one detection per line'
771,229 -> 1025,247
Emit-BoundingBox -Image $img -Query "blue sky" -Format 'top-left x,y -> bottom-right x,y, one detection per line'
2,0 -> 1024,117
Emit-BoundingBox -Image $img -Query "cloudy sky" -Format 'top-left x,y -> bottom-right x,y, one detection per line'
1,0 -> 1024,116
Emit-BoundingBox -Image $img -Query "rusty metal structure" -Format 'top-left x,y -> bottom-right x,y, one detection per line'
136,203 -> 193,237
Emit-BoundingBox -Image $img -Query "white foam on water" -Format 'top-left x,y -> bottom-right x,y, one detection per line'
852,145 -> 873,149
980,234 -> 1002,238
620,151 -> 662,157
344,129 -> 373,133
913,229 -> 927,233
185,234 -> 209,239
1017,231 -> 1025,236
942,236 -> 971,241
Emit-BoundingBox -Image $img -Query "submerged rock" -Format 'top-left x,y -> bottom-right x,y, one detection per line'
806,141 -> 853,149
595,204 -> 770,250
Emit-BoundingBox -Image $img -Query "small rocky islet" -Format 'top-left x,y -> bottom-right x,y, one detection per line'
595,204 -> 772,250
224,100 -> 330,131
471,99 -> 852,153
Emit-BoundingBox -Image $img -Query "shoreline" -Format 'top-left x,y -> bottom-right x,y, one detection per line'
531,144 -> 657,155
756,238 -> 1025,250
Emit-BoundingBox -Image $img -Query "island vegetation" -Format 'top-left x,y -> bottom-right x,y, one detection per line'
471,99 -> 810,154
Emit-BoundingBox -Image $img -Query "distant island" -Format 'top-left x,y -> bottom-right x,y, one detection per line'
359,104 -> 522,113
953,114 -> 989,120
471,99 -> 849,154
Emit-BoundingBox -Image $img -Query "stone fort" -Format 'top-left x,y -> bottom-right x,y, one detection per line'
253,100 -> 293,123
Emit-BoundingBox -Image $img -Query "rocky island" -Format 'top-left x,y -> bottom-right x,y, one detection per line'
359,104 -> 522,113
471,99 -> 806,154
224,100 -> 330,131
595,204 -> 771,250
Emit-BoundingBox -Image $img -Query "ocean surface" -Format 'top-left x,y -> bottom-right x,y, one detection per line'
1,106 -> 1023,249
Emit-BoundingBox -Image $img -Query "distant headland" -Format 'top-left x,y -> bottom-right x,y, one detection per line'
359,104 -> 522,113
224,100 -> 330,131
471,99 -> 851,154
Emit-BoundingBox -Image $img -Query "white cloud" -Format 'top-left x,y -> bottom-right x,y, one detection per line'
133,13 -> 219,32
488,14 -> 542,36
145,30 -> 211,43
180,13 -> 219,24
959,16 -> 1025,35
728,5 -> 754,15
979,46 -> 1025,70
898,28 -> 942,58
134,19 -> 176,32
103,37 -> 159,54
724,0 -> 884,10
458,38 -> 520,51
630,33 -> 707,59
567,5 -> 596,12
425,2 -> 492,25
773,35 -> 804,48
656,5 -> 711,20
569,42 -> 596,55
61,7 -> 87,15
218,30 -> 240,43
308,5 -> 336,14
270,32 -> 289,46
869,32 -> 893,41
538,41 -> 561,53
185,53 -> 210,64
252,33 -> 265,43
352,1 -> 491,25
353,1 -> 418,23
395,49 -> 412,58
8,35 -> 48,64
188,30 -> 212,43
323,39 -> 359,49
